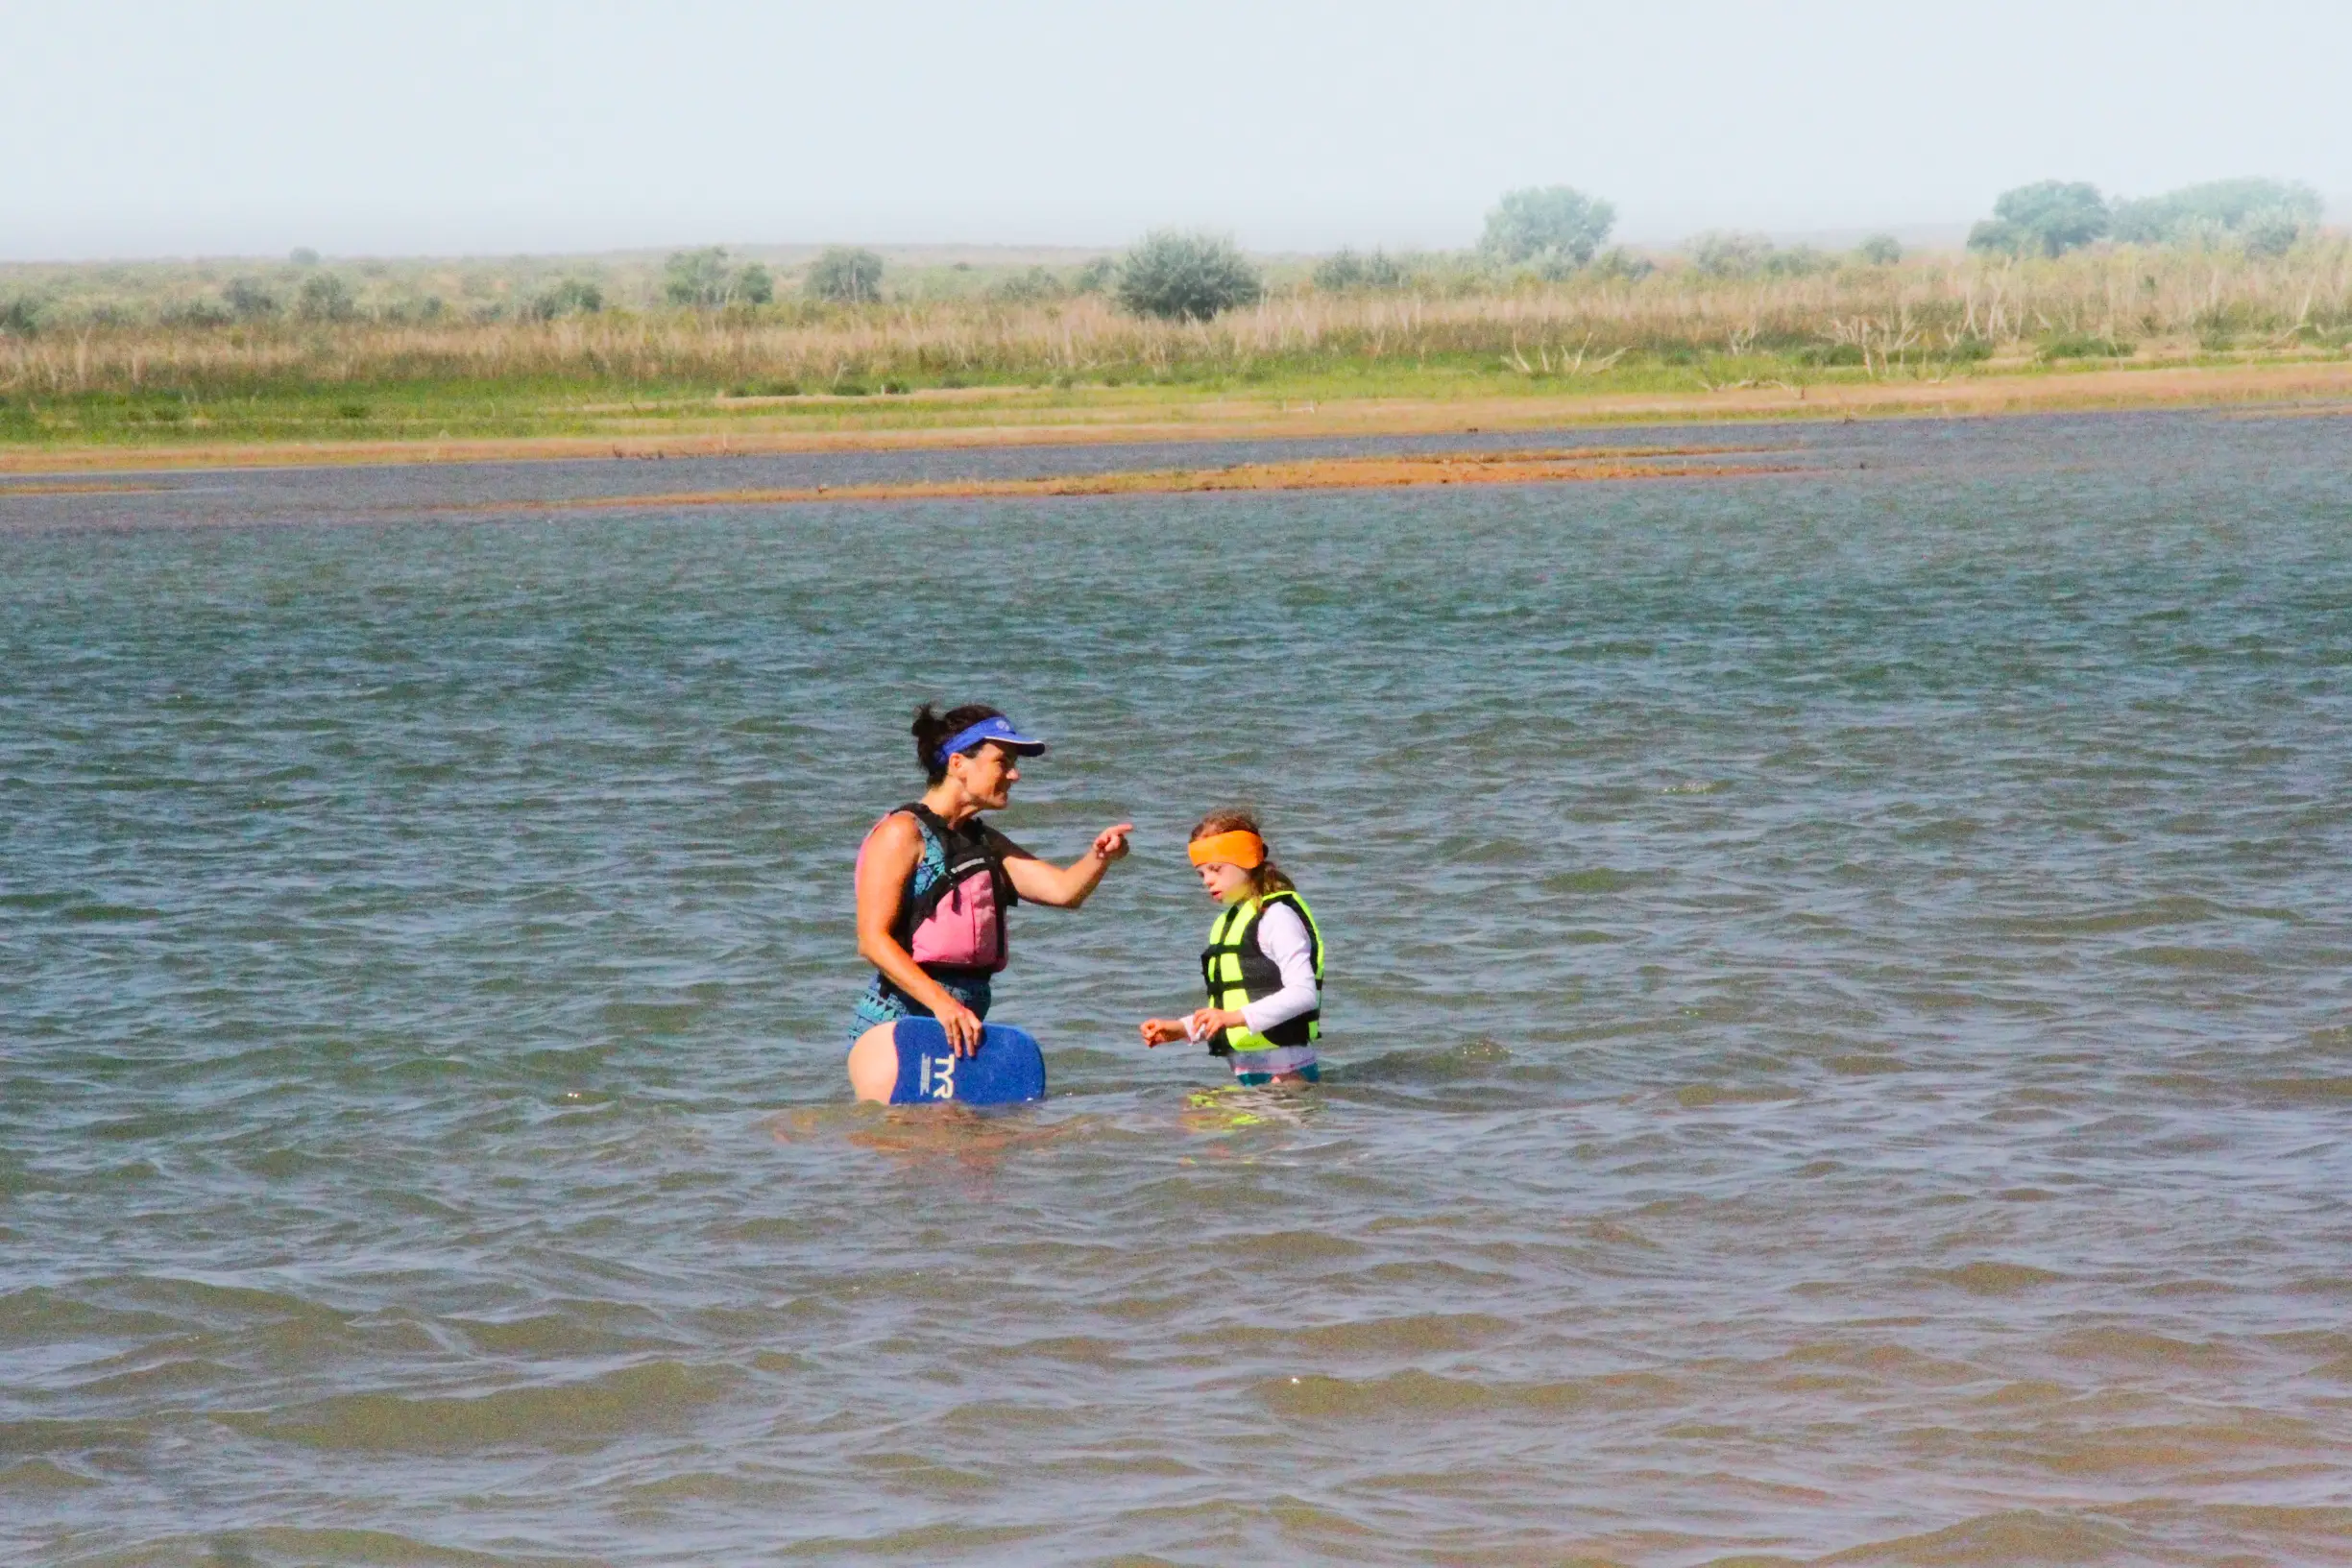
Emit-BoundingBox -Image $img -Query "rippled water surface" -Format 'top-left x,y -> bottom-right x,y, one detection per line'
5,411 -> 2351,1566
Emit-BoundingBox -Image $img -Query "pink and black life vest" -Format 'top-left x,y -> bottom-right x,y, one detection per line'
859,802 -> 1015,977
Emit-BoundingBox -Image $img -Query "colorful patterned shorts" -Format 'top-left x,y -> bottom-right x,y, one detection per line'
847,972 -> 992,1049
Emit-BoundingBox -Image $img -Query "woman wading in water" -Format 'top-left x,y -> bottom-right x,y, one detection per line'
846,704 -> 1131,1100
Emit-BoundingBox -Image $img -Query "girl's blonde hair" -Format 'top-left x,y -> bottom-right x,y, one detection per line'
1189,808 -> 1296,897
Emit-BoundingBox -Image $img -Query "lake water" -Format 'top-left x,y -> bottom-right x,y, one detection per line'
4,410 -> 2350,1566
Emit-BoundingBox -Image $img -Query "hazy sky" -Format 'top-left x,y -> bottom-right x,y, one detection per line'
7,0 -> 2348,261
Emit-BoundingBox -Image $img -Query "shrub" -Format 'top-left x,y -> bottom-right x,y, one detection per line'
0,297 -> 44,338
2243,209 -> 2306,259
665,248 -> 724,306
1967,222 -> 2016,256
1854,233 -> 1903,265
1114,230 -> 1262,322
223,277 -> 279,320
2112,178 -> 2322,246
1799,343 -> 1866,367
2108,198 -> 2167,244
289,247 -> 321,267
806,248 -> 884,304
1968,181 -> 2109,258
1314,249 -> 1412,292
1688,231 -> 1771,277
1313,249 -> 1368,290
1967,220 -> 2021,256
655,252 -> 773,307
525,278 -> 605,321
2041,333 -> 2133,360
1481,185 -> 1615,269
1071,256 -> 1116,294
294,273 -> 357,322
1762,245 -> 1833,278
159,299 -> 233,328
988,266 -> 1062,304
1588,247 -> 1654,281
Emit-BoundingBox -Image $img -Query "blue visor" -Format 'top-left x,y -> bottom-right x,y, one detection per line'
935,715 -> 1047,768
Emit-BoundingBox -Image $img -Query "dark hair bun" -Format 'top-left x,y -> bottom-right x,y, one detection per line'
911,702 -> 1006,782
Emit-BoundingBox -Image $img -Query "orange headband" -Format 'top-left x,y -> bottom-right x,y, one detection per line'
1187,830 -> 1265,869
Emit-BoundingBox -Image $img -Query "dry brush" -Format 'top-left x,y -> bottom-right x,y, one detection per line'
4,243 -> 2347,399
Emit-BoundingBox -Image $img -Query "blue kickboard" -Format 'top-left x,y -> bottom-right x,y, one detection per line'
890,1019 -> 1047,1105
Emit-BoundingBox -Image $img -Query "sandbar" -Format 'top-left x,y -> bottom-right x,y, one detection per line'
0,360 -> 2345,482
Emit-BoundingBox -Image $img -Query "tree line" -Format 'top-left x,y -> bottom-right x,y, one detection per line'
0,176 -> 2331,342
1966,178 -> 2320,260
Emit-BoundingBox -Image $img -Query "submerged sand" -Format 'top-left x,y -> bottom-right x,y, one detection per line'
434,447 -> 1797,514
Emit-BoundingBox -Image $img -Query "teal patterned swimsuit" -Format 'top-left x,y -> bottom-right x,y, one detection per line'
847,812 -> 994,1047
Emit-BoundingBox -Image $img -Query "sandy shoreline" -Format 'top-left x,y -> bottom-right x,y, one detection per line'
1,360 -> 2347,481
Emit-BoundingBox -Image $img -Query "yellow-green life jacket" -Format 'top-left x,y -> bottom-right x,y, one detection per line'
1199,890 -> 1323,1055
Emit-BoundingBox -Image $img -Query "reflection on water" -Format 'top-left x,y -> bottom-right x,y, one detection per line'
3,410 -> 2351,1565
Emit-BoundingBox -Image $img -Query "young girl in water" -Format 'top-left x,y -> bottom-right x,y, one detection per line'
1139,810 -> 1326,1086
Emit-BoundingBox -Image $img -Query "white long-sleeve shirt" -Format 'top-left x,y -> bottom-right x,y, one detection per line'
1187,901 -> 1320,1040
1238,902 -> 1320,1036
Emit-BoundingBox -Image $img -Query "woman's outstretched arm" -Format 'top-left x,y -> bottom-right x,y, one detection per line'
999,823 -> 1133,908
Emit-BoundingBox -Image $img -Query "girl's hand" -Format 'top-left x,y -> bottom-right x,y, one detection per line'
1139,1018 -> 1189,1048
1185,1007 -> 1245,1041
1091,824 -> 1133,862
936,998 -> 985,1057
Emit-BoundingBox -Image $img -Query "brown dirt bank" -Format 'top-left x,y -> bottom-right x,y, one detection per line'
1,360 -> 2347,479
440,447 -> 1799,514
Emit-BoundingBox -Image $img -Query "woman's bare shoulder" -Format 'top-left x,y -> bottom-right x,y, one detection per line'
861,809 -> 924,859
